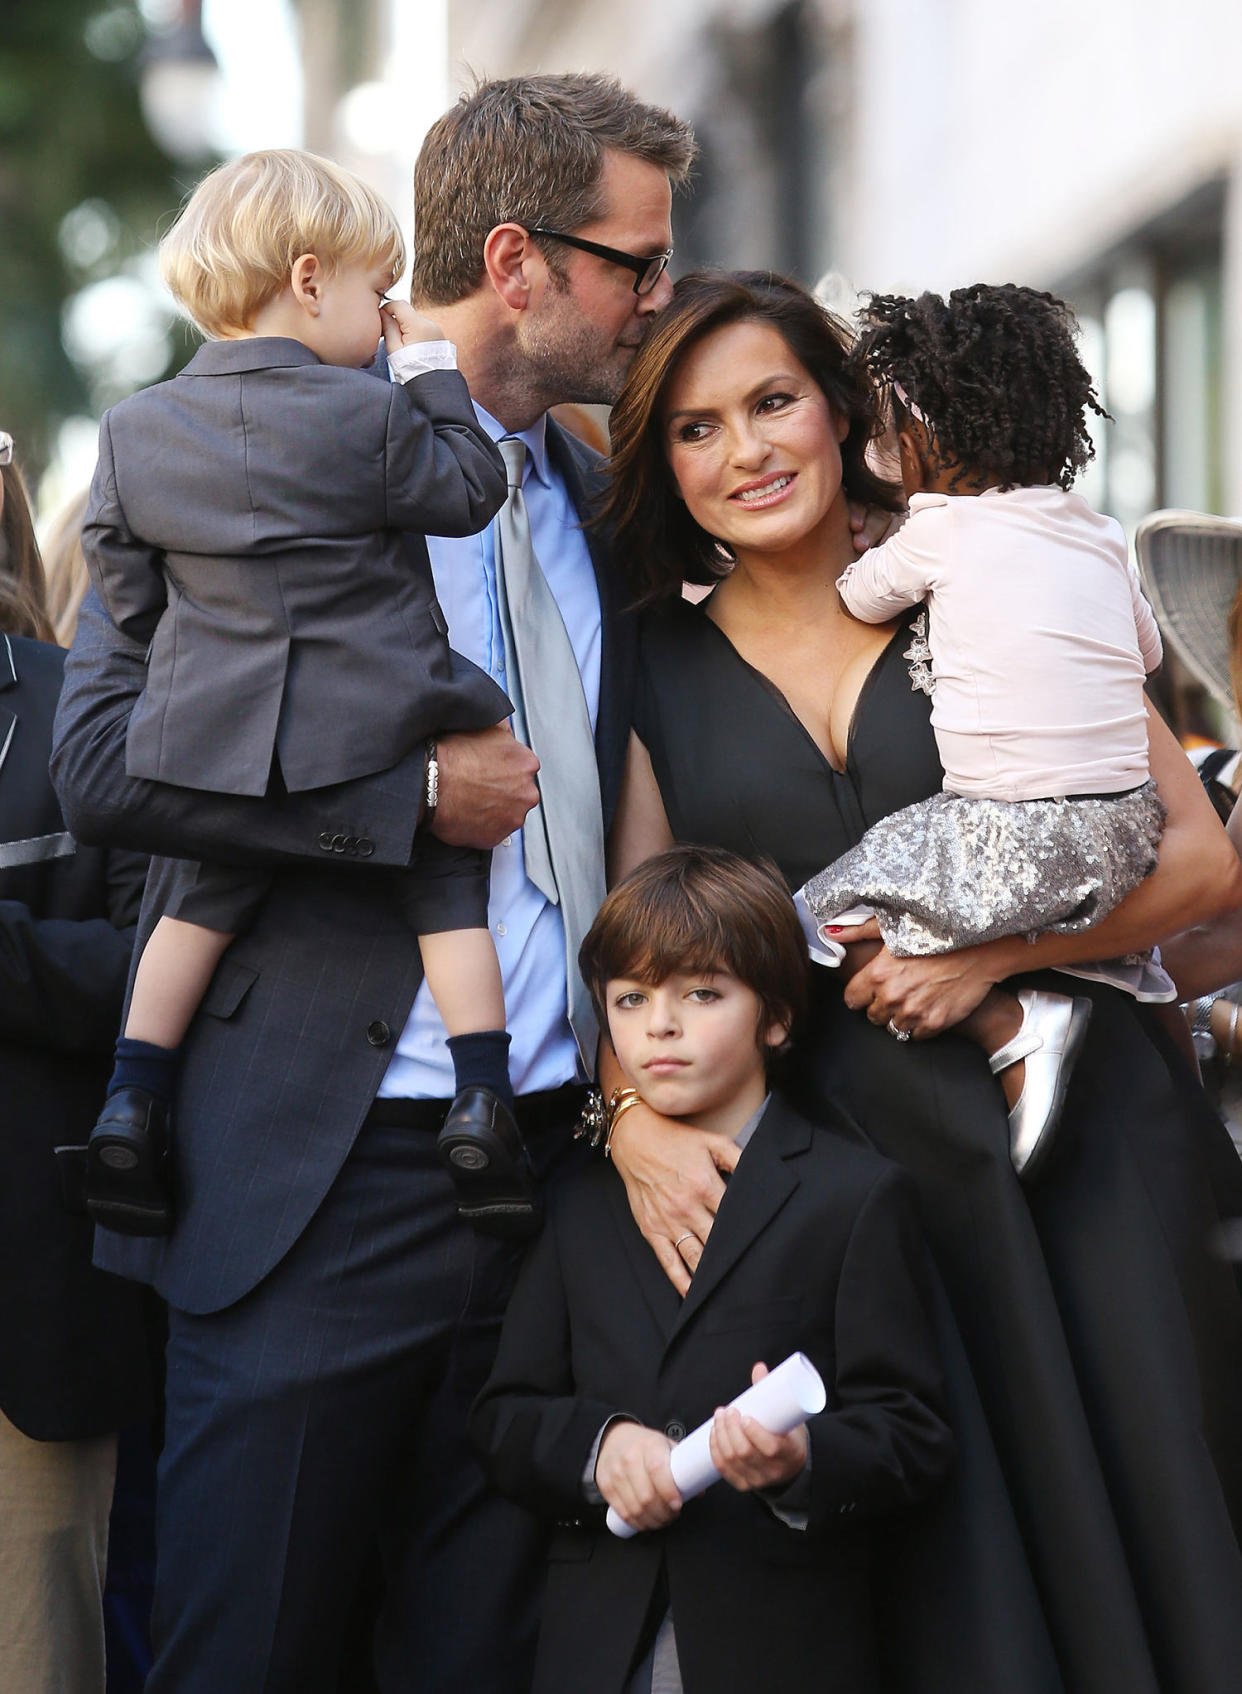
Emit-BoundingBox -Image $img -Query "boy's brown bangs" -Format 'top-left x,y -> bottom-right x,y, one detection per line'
596,864 -> 746,988
579,846 -> 810,1045
609,933 -> 741,990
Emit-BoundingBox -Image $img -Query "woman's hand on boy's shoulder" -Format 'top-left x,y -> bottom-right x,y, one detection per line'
595,1421 -> 681,1533
607,1101 -> 742,1295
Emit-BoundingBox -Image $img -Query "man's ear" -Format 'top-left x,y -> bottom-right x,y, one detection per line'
289,253 -> 325,316
482,224 -> 539,312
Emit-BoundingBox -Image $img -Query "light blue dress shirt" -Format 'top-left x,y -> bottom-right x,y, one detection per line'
378,403 -> 603,1099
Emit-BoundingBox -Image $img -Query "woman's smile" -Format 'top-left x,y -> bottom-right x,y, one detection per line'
729,470 -> 797,507
663,318 -> 848,564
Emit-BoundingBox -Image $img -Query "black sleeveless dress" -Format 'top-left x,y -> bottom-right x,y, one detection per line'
635,596 -> 1242,1694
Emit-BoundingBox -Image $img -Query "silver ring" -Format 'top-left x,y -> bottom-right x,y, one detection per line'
674,1233 -> 697,1252
887,1019 -> 911,1042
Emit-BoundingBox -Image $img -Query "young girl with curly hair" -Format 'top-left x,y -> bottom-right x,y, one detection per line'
799,283 -> 1168,1177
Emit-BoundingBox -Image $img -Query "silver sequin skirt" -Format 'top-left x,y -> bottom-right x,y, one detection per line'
798,781 -> 1167,957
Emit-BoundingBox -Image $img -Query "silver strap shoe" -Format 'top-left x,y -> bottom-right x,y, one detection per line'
989,988 -> 1093,1181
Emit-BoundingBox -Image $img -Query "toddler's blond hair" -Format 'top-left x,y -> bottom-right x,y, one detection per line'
160,149 -> 406,338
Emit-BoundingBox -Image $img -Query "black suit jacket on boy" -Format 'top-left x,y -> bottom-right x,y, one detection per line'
0,636 -> 155,1440
472,1093 -> 954,1694
51,421 -> 636,1313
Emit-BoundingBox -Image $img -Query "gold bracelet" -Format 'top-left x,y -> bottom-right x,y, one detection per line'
574,1085 -> 642,1154
1228,1000 -> 1240,1067
604,1088 -> 643,1160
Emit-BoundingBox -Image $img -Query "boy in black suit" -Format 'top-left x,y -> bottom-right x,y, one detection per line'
472,846 -> 954,1693
82,149 -> 525,1236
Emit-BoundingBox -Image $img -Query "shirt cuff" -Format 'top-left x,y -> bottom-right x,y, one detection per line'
759,1443 -> 812,1531
582,1414 -> 639,1506
387,340 -> 458,382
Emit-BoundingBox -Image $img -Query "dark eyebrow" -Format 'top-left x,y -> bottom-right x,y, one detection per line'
665,372 -> 807,427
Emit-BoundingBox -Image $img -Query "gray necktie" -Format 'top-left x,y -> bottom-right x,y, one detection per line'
494,436 -> 605,1067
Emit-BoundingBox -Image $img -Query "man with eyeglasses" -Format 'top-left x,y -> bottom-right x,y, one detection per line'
53,72 -> 695,1694
528,227 -> 674,295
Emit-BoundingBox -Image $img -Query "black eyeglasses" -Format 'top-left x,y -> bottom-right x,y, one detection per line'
527,227 -> 673,296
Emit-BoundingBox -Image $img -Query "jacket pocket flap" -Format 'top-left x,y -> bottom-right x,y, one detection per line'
201,959 -> 259,1020
548,1526 -> 596,1563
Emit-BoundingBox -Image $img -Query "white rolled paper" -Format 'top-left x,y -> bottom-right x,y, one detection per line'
606,1351 -> 827,1539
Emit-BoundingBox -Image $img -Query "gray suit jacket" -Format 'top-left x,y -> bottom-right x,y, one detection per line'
54,421 -> 637,1314
84,337 -> 510,795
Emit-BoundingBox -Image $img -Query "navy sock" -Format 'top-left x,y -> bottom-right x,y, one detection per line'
106,1037 -> 180,1105
446,1030 -> 514,1110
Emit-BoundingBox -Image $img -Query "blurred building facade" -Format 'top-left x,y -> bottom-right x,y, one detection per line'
449,0 -> 1242,731
448,0 -> 1242,520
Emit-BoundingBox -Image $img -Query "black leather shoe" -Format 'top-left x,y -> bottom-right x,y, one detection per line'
85,1087 -> 175,1236
436,1086 -> 543,1241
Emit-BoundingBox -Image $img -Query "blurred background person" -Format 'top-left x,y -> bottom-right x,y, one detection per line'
41,486 -> 92,649
0,438 -> 54,640
1143,511 -> 1242,1143
0,431 -> 157,1694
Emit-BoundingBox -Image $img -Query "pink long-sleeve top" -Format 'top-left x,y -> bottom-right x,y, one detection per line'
836,485 -> 1163,802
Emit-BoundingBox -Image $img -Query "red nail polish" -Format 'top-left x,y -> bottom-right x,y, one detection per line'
825,925 -> 845,935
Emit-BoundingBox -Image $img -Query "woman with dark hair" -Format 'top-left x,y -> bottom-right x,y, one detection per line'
598,272 -> 1242,1694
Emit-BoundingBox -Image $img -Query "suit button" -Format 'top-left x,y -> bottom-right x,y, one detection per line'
343,835 -> 358,854
366,1020 -> 392,1047
318,832 -> 335,852
357,838 -> 374,858
664,1420 -> 686,1442
332,833 -> 347,852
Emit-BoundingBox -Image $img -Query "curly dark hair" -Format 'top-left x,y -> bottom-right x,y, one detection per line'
853,283 -> 1109,492
597,270 -> 902,605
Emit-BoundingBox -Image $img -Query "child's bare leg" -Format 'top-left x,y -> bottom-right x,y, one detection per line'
419,927 -> 514,1111
958,988 -> 1026,1110
837,936 -> 1026,1107
418,928 -> 505,1035
125,917 -> 235,1048
833,937 -> 883,982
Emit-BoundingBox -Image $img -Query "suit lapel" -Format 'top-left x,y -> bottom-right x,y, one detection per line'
665,1098 -> 812,1350
0,634 -> 18,779
545,422 -> 636,830
605,1170 -> 684,1341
